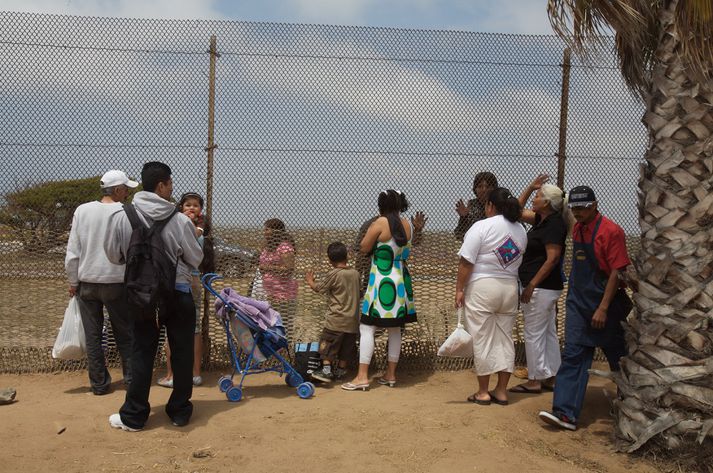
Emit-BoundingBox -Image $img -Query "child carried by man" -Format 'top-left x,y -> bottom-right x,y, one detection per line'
304,242 -> 360,382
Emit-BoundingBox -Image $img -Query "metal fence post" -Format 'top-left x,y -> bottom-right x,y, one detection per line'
556,47 -> 571,189
203,35 -> 219,367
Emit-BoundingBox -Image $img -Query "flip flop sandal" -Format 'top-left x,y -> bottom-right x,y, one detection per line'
541,383 -> 555,392
488,391 -> 509,405
340,382 -> 370,391
467,393 -> 491,405
508,383 -> 542,394
377,378 -> 397,387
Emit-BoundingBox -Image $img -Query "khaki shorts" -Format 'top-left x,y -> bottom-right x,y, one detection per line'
318,328 -> 357,363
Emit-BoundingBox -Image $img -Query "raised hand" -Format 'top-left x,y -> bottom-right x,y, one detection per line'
529,174 -> 550,191
455,199 -> 469,217
411,211 -> 428,233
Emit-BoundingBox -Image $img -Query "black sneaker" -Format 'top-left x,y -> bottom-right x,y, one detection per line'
311,367 -> 334,383
333,367 -> 348,380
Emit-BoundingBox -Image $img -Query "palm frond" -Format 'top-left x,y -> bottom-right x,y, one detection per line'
548,1 -> 713,98
676,0 -> 713,81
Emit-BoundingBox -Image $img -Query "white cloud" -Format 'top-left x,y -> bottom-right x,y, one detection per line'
1,0 -> 224,19
229,32 -> 560,135
450,0 -> 552,35
291,0 -> 376,24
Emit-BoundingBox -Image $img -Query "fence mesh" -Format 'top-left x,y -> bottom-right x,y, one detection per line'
0,12 -> 646,374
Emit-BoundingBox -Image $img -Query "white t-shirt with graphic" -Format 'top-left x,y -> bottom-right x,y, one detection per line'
458,215 -> 528,284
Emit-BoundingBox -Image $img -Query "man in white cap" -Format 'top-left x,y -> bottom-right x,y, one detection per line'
65,170 -> 138,395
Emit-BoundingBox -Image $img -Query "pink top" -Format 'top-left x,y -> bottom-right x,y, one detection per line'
259,241 -> 298,301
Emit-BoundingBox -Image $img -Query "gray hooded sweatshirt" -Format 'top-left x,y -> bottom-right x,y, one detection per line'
104,191 -> 203,287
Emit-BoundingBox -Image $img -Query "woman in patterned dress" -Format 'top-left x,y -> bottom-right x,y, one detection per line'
342,190 -> 416,391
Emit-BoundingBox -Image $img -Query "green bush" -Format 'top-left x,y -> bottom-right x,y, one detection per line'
0,177 -> 138,253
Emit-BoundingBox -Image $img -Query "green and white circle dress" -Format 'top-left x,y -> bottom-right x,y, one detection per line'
360,232 -> 417,327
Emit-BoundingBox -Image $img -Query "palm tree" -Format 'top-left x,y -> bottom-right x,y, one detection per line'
547,0 -> 713,454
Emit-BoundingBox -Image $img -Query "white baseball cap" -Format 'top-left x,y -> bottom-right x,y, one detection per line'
100,170 -> 139,189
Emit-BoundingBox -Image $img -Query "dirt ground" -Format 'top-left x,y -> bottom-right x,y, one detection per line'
0,367 -> 663,473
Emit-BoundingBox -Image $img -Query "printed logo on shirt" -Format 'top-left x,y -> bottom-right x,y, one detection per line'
494,235 -> 522,268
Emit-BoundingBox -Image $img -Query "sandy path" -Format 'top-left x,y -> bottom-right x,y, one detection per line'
0,368 -> 658,473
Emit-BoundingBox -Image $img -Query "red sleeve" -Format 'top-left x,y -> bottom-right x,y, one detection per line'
594,220 -> 630,275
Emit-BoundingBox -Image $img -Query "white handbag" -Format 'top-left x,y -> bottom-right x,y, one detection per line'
52,296 -> 87,360
437,307 -> 473,357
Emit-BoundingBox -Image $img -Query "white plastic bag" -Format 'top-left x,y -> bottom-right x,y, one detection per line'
437,308 -> 473,357
250,268 -> 267,300
52,296 -> 86,360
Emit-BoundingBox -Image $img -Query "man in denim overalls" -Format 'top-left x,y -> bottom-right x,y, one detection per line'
538,186 -> 632,431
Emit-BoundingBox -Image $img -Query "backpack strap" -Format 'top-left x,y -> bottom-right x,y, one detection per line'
123,203 -> 145,230
123,204 -> 178,235
150,208 -> 179,237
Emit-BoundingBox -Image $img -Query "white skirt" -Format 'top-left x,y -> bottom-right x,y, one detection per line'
463,277 -> 518,376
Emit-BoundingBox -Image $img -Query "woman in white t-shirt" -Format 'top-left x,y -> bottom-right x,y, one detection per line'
455,187 -> 527,406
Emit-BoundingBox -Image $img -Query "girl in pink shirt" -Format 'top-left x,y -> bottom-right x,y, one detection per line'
259,219 -> 298,326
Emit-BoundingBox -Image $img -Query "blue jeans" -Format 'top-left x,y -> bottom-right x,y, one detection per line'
77,282 -> 133,394
552,341 -> 626,423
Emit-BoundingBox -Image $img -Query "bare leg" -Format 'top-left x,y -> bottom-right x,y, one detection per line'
158,341 -> 173,384
350,363 -> 370,385
492,371 -> 511,402
384,361 -> 397,382
475,374 -> 491,401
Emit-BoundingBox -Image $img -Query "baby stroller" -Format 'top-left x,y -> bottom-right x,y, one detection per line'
202,273 -> 316,401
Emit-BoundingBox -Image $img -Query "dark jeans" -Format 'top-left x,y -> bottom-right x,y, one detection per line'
119,290 -> 195,429
551,340 -> 627,423
76,282 -> 133,394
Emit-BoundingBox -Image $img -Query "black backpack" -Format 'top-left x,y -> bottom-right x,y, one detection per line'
123,204 -> 178,315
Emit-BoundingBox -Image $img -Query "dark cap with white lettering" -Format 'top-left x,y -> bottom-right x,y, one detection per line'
567,186 -> 596,208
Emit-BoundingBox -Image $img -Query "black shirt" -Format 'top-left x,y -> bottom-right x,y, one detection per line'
519,212 -> 567,290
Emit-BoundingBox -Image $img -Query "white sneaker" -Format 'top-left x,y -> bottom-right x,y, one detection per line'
192,376 -> 203,386
109,413 -> 141,432
538,410 -> 577,431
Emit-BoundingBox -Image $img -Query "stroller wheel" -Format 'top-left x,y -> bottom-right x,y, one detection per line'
286,372 -> 304,387
218,376 -> 233,393
297,382 -> 315,399
226,386 -> 243,402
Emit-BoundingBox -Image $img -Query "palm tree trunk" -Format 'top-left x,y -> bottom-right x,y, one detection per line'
613,0 -> 713,452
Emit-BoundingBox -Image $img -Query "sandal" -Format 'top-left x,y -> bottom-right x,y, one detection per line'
377,378 -> 396,388
157,377 -> 173,388
467,393 -> 491,405
488,391 -> 509,405
508,383 -> 542,394
340,382 -> 370,391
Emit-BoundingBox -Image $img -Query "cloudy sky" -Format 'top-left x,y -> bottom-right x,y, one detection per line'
1,1 -> 644,234
2,0 -> 554,34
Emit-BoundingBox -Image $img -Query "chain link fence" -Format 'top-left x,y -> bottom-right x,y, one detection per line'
0,12 -> 646,374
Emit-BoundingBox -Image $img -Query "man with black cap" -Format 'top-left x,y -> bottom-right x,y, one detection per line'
65,170 -> 138,395
538,186 -> 632,431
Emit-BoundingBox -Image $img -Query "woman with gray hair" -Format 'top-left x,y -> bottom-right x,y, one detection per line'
510,174 -> 568,394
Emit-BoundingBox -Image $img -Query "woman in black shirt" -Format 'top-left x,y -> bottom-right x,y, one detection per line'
510,175 -> 568,393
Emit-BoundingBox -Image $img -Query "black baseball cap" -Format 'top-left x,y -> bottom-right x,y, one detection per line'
568,186 -> 596,208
